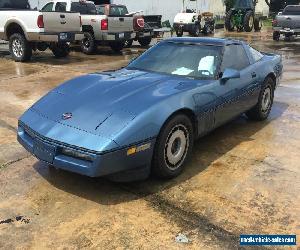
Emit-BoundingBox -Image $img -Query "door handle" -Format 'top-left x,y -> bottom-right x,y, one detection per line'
251,72 -> 257,78
60,14 -> 65,18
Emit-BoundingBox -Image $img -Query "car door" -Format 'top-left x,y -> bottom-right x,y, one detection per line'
214,44 -> 258,127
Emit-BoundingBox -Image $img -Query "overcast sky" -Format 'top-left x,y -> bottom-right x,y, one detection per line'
29,0 -> 48,9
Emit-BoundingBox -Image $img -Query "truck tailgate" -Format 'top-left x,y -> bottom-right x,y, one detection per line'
277,15 -> 300,29
41,12 -> 81,32
108,16 -> 133,32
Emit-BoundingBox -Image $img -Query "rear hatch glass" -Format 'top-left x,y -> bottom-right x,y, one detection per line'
71,2 -> 97,14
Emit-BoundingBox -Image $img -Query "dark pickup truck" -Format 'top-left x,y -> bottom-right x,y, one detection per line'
273,5 -> 300,40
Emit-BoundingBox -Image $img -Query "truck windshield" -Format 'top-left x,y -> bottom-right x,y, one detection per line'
71,2 -> 97,14
0,0 -> 31,9
283,6 -> 300,15
127,42 -> 222,79
109,5 -> 129,16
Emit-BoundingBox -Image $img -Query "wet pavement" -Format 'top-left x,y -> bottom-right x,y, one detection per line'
0,28 -> 299,249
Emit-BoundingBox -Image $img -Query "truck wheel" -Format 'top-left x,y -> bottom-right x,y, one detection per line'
124,39 -> 133,48
138,37 -> 152,47
244,11 -> 254,32
176,29 -> 183,37
109,42 -> 125,52
152,114 -> 194,179
81,32 -> 96,55
9,33 -> 32,62
254,18 -> 262,32
246,77 -> 275,121
50,43 -> 70,58
225,9 -> 234,31
193,25 -> 201,37
273,31 -> 280,41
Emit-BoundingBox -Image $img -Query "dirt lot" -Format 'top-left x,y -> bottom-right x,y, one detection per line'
0,29 -> 299,249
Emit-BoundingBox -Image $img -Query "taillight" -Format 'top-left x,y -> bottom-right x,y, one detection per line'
37,15 -> 44,28
133,16 -> 144,31
137,18 -> 144,28
101,19 -> 108,30
79,16 -> 82,27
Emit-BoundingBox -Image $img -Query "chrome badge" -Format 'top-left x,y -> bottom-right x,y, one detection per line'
62,113 -> 72,120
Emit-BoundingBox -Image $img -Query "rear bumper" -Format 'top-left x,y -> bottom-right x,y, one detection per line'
102,32 -> 135,41
173,23 -> 195,32
27,32 -> 84,42
273,27 -> 300,34
134,31 -> 153,40
17,122 -> 155,178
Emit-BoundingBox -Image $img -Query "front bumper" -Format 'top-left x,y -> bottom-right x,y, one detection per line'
28,32 -> 84,42
17,122 -> 155,178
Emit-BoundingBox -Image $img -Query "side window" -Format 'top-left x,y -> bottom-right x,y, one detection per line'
221,45 -> 250,72
41,2 -> 54,11
55,2 -> 67,12
249,46 -> 263,62
97,6 -> 105,15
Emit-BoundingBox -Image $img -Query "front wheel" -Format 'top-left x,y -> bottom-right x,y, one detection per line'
50,43 -> 70,58
9,33 -> 32,62
246,77 -> 275,121
244,11 -> 254,32
152,114 -> 194,179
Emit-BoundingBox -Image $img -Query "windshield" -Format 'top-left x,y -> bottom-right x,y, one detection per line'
234,0 -> 254,9
283,6 -> 300,15
127,42 -> 222,79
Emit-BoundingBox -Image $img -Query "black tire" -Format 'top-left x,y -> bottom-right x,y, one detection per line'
124,39 -> 133,48
138,37 -> 152,47
273,31 -> 280,41
9,33 -> 32,62
246,77 -> 275,121
50,43 -> 70,58
254,18 -> 262,32
225,9 -> 234,31
152,114 -> 194,179
109,41 -> 125,52
203,24 -> 214,35
81,32 -> 96,54
176,29 -> 183,37
244,11 -> 254,32
193,25 -> 201,37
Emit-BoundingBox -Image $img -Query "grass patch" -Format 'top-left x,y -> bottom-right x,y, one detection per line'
263,19 -> 273,27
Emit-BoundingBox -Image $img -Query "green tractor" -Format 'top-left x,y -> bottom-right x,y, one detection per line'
225,0 -> 263,32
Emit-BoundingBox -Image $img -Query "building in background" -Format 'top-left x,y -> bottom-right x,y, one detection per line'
30,0 -> 269,23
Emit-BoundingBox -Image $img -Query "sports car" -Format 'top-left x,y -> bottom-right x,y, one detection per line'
18,37 -> 283,181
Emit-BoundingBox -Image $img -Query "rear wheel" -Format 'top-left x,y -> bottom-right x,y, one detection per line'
225,9 -> 234,31
244,11 -> 254,32
81,32 -> 96,54
246,77 -> 275,121
9,33 -> 32,62
273,31 -> 280,41
254,18 -> 262,32
109,41 -> 125,52
176,28 -> 183,37
124,39 -> 133,48
138,37 -> 152,47
193,25 -> 201,37
50,43 -> 70,58
152,114 -> 194,179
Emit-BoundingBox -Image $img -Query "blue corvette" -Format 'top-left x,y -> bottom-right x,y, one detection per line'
18,37 -> 283,181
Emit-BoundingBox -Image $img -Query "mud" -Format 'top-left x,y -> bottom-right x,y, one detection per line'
0,29 -> 299,249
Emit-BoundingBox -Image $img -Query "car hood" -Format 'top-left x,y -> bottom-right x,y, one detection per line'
29,69 -> 198,142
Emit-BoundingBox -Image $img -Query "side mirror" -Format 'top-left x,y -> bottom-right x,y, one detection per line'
221,68 -> 240,83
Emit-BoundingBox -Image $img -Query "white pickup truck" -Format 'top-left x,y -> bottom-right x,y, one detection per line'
42,0 -> 135,54
0,0 -> 83,62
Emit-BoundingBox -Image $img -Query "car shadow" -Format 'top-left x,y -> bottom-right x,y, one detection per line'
34,101 -> 288,205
